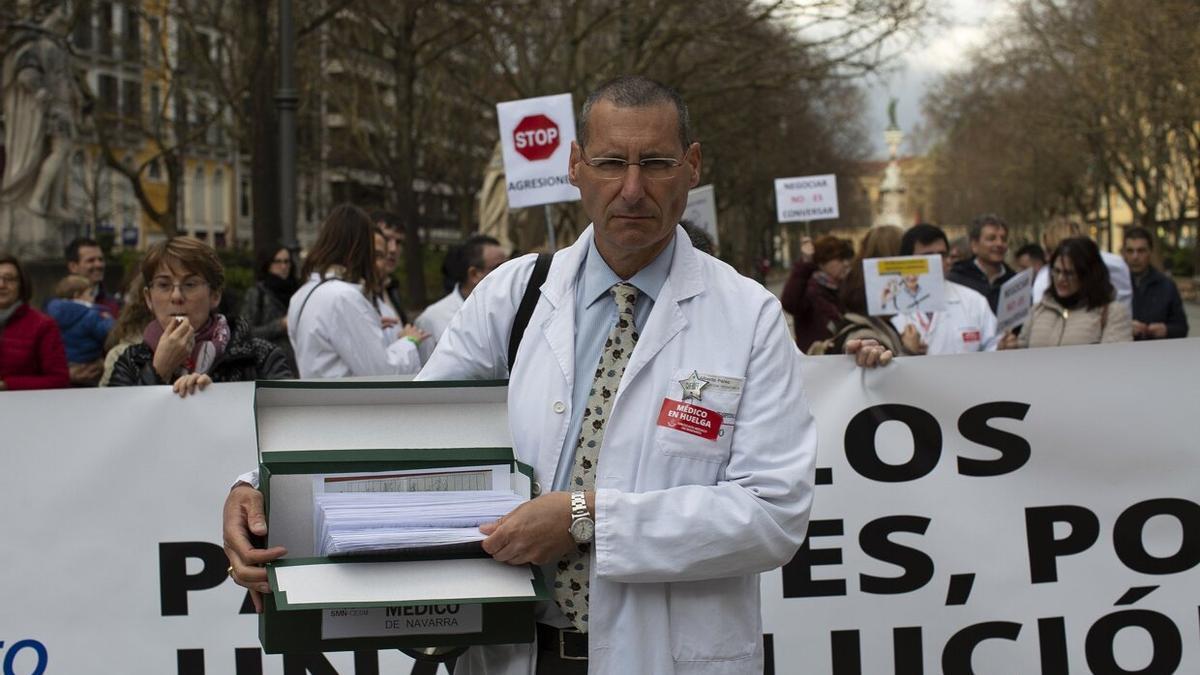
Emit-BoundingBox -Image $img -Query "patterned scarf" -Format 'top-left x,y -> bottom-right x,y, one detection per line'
143,314 -> 232,375
813,270 -> 839,291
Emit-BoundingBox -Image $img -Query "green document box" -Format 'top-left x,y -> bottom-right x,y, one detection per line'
254,380 -> 548,654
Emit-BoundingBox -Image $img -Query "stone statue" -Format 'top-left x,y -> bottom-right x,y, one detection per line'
887,98 -> 899,131
1,7 -> 82,255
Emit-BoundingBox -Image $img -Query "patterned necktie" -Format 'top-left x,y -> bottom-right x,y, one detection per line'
553,281 -> 640,632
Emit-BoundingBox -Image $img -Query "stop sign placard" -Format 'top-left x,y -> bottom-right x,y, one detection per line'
513,114 -> 560,161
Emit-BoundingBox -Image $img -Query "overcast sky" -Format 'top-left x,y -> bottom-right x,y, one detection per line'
860,1 -> 1015,158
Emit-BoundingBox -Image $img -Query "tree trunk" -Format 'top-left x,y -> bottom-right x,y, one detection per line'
250,6 -> 282,256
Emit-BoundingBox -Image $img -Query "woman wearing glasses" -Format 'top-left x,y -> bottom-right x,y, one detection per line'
240,244 -> 299,372
999,237 -> 1131,348
0,253 -> 70,390
108,237 -> 292,395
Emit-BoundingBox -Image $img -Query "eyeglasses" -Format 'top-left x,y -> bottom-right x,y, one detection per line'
1051,267 -> 1077,279
580,154 -> 684,181
271,257 -> 291,265
0,274 -> 19,285
149,279 -> 210,297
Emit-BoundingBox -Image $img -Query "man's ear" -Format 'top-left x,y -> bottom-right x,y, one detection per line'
567,141 -> 582,186
685,142 -> 702,189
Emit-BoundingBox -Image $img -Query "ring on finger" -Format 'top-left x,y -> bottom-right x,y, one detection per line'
227,565 -> 235,578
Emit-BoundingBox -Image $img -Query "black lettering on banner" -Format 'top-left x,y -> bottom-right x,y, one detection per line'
1024,506 -> 1100,583
956,402 -> 1032,477
844,405 -> 941,482
830,630 -> 862,675
945,574 -> 976,606
858,516 -> 934,595
941,621 -> 1022,675
782,519 -> 845,597
283,654 -> 338,675
1085,610 -> 1182,675
240,591 -> 257,615
894,626 -> 924,674
763,634 -> 775,675
175,648 -> 265,675
159,542 -> 229,616
1038,617 -> 1069,674
1113,498 -> 1200,575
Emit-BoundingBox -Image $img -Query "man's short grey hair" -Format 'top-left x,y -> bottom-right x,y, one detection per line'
578,75 -> 692,152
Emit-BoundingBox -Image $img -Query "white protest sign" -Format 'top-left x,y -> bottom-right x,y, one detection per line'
763,339 -> 1200,673
863,254 -> 946,316
997,268 -> 1034,334
775,174 -> 839,223
496,93 -> 580,209
683,184 -> 719,250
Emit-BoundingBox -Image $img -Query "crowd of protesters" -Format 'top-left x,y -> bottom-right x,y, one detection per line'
0,204 -> 509,395
0,209 -> 1190,394
783,215 -> 1189,356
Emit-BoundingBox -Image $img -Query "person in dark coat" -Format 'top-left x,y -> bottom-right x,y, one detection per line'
0,253 -> 70,391
109,237 -> 292,396
781,235 -> 855,353
1122,227 -> 1188,340
239,245 -> 298,371
947,213 -> 1016,313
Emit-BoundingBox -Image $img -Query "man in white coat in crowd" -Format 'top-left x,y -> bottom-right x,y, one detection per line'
415,234 -> 508,362
892,223 -> 999,354
224,76 -> 891,674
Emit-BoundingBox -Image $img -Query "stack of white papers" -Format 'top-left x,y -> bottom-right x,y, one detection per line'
315,490 -> 525,556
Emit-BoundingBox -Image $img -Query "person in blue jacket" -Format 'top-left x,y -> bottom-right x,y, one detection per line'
45,274 -> 114,382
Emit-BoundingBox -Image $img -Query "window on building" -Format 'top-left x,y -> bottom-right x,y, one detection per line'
72,8 -> 93,50
239,177 -> 251,218
191,167 -> 206,229
98,74 -> 119,115
122,4 -> 141,62
98,2 -> 115,56
122,80 -> 142,126
211,169 -> 226,228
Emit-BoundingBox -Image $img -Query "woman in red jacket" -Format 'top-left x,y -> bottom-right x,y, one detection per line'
0,253 -> 70,391
780,235 -> 855,353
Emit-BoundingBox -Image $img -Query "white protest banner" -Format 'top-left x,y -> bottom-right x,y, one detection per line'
0,384 -> 428,675
496,93 -> 580,209
683,184 -> 719,250
763,339 -> 1200,673
5,341 -> 1198,673
863,255 -> 946,316
775,174 -> 839,223
997,268 -> 1034,334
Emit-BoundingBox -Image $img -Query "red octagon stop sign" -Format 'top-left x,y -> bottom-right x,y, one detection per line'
513,114 -> 560,161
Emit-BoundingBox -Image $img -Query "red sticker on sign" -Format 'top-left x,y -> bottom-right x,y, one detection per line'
962,330 -> 981,343
657,398 -> 723,441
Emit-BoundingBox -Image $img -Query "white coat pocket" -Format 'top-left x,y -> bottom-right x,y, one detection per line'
654,369 -> 743,464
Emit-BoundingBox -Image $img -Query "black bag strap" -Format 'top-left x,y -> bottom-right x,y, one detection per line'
508,253 -> 553,372
294,277 -> 334,332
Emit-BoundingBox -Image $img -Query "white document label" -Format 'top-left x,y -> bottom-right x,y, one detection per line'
322,604 -> 484,639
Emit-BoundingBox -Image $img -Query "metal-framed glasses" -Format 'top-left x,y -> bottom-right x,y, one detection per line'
1050,266 -> 1077,280
149,278 -> 210,297
581,154 -> 684,181
0,274 -> 19,286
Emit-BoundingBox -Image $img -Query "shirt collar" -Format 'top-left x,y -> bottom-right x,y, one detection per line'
581,232 -> 675,309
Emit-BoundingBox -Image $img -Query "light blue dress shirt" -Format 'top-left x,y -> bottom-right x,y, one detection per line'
550,235 -> 676,492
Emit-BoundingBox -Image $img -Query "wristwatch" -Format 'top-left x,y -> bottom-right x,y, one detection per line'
568,491 -> 595,543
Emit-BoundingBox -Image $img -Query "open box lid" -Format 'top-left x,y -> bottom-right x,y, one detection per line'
268,556 -> 548,611
254,380 -> 513,461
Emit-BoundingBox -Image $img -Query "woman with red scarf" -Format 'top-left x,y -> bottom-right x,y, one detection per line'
108,237 -> 292,396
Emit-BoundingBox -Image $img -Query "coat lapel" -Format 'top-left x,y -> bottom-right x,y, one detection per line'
535,231 -> 590,390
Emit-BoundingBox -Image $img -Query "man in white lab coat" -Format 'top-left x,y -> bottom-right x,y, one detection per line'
224,76 -> 890,674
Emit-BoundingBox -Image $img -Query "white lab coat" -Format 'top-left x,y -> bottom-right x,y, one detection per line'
892,282 -> 999,354
418,226 -> 817,675
288,272 -> 421,378
414,285 -> 465,364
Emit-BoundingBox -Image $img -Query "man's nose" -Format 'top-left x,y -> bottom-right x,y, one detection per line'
618,165 -> 646,202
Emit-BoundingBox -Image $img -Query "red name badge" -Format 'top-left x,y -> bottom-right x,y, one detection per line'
657,398 -> 723,441
962,329 -> 981,343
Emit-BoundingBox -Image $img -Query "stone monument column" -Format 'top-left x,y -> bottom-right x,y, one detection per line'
874,99 -> 907,229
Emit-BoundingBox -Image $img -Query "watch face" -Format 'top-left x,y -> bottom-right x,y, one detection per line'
570,517 -> 595,543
